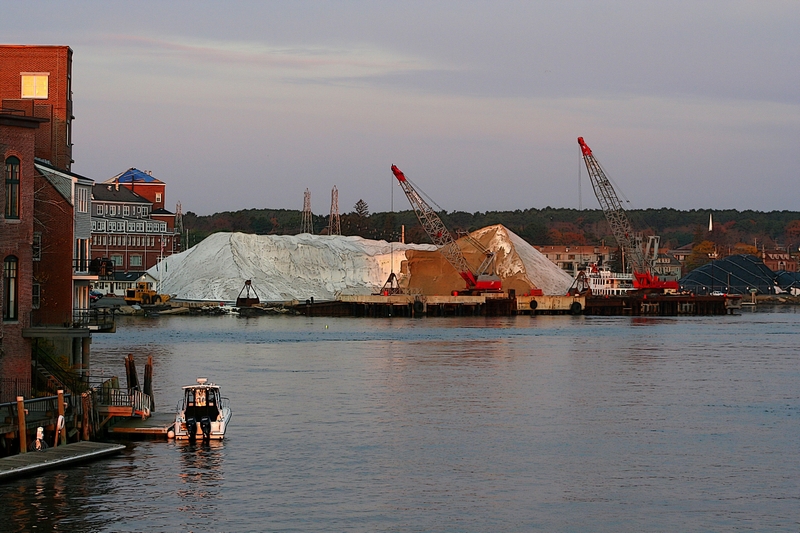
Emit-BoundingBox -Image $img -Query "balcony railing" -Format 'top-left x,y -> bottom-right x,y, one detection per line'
73,308 -> 116,332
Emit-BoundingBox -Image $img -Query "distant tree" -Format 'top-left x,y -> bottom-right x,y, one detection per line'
685,240 -> 717,272
355,199 -> 370,218
731,243 -> 758,256
785,220 -> 800,242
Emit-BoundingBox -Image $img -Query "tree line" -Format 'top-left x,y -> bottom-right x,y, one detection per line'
183,203 -> 800,267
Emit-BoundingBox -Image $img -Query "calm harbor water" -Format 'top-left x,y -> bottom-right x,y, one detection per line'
2,309 -> 799,532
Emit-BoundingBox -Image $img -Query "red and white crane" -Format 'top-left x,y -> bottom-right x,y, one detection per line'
577,137 -> 678,291
391,164 -> 501,293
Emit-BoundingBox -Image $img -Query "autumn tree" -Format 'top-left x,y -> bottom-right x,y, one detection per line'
685,240 -> 717,272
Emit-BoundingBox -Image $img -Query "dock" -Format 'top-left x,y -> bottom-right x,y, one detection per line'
108,411 -> 174,438
0,441 -> 125,482
289,292 -> 734,317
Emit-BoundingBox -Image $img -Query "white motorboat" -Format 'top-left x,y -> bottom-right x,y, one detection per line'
173,378 -> 231,441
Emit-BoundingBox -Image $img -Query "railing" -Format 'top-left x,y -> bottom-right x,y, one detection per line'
97,388 -> 151,417
73,258 -> 91,273
33,345 -> 90,395
0,378 -> 30,404
0,393 -> 78,434
73,308 -> 115,331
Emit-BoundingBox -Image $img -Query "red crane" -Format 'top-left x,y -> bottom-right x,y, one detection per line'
577,137 -> 678,291
391,165 -> 501,293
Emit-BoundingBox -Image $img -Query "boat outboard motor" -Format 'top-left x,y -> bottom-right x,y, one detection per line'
200,416 -> 212,440
186,416 -> 197,441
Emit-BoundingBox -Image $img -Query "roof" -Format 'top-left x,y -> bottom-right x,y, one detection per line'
680,254 -> 777,295
104,168 -> 164,185
92,183 -> 151,204
35,160 -> 94,202
151,208 -> 175,215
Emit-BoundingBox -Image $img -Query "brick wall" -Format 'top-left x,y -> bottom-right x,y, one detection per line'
0,115 -> 39,384
0,45 -> 72,171
32,173 -> 74,326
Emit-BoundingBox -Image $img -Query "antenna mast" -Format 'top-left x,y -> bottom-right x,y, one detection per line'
328,186 -> 341,235
301,188 -> 313,234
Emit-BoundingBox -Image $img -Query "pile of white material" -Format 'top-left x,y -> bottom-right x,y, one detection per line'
150,232 -> 436,302
472,225 -> 574,295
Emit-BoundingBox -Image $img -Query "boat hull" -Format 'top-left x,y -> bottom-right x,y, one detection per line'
174,407 -> 231,440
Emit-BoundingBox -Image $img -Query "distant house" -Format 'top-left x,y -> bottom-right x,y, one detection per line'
534,245 -> 613,278
652,252 -> 683,282
91,168 -> 181,273
761,250 -> 797,273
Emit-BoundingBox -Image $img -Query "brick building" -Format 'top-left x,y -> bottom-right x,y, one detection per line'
91,168 -> 180,278
0,45 -> 73,171
1,109 -> 45,401
761,250 -> 797,273
1,45 -> 108,404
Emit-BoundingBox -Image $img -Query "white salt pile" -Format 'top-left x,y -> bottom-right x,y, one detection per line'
149,226 -> 574,302
150,232 -> 436,302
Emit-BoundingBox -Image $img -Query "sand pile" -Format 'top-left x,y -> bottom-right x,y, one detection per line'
403,224 -> 574,296
150,226 -> 573,302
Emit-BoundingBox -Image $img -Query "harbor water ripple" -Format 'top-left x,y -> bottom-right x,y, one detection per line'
2,310 -> 799,532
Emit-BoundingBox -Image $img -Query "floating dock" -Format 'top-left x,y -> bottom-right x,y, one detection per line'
107,412 -> 174,438
0,441 -> 125,482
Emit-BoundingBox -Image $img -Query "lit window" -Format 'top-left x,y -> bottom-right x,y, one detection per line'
3,256 -> 18,321
21,74 -> 48,99
5,157 -> 20,219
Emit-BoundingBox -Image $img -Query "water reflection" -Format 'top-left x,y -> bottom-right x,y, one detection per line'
174,441 -> 225,519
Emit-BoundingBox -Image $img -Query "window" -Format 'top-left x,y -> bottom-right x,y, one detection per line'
32,283 -> 41,309
96,204 -> 103,215
155,192 -> 162,203
123,205 -> 130,216
3,256 -> 18,321
136,222 -> 144,232
32,232 -> 42,261
130,255 -> 142,267
5,157 -> 20,219
76,187 -> 89,213
111,255 -> 123,266
21,74 -> 48,99
110,206 -> 116,216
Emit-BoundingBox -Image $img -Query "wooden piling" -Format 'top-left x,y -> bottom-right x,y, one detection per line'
16,396 -> 26,454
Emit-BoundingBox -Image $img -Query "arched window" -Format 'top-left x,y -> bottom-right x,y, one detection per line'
3,256 -> 18,321
5,157 -> 20,219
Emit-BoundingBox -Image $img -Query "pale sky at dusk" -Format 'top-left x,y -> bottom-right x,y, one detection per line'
3,1 -> 799,215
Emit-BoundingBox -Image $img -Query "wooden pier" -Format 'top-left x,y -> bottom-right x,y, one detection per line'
0,441 -> 125,482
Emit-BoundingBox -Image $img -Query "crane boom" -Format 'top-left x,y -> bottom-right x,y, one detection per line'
578,137 -> 647,274
577,137 -> 677,291
391,165 -> 500,291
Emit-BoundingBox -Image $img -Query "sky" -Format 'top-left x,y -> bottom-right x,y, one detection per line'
3,1 -> 799,216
